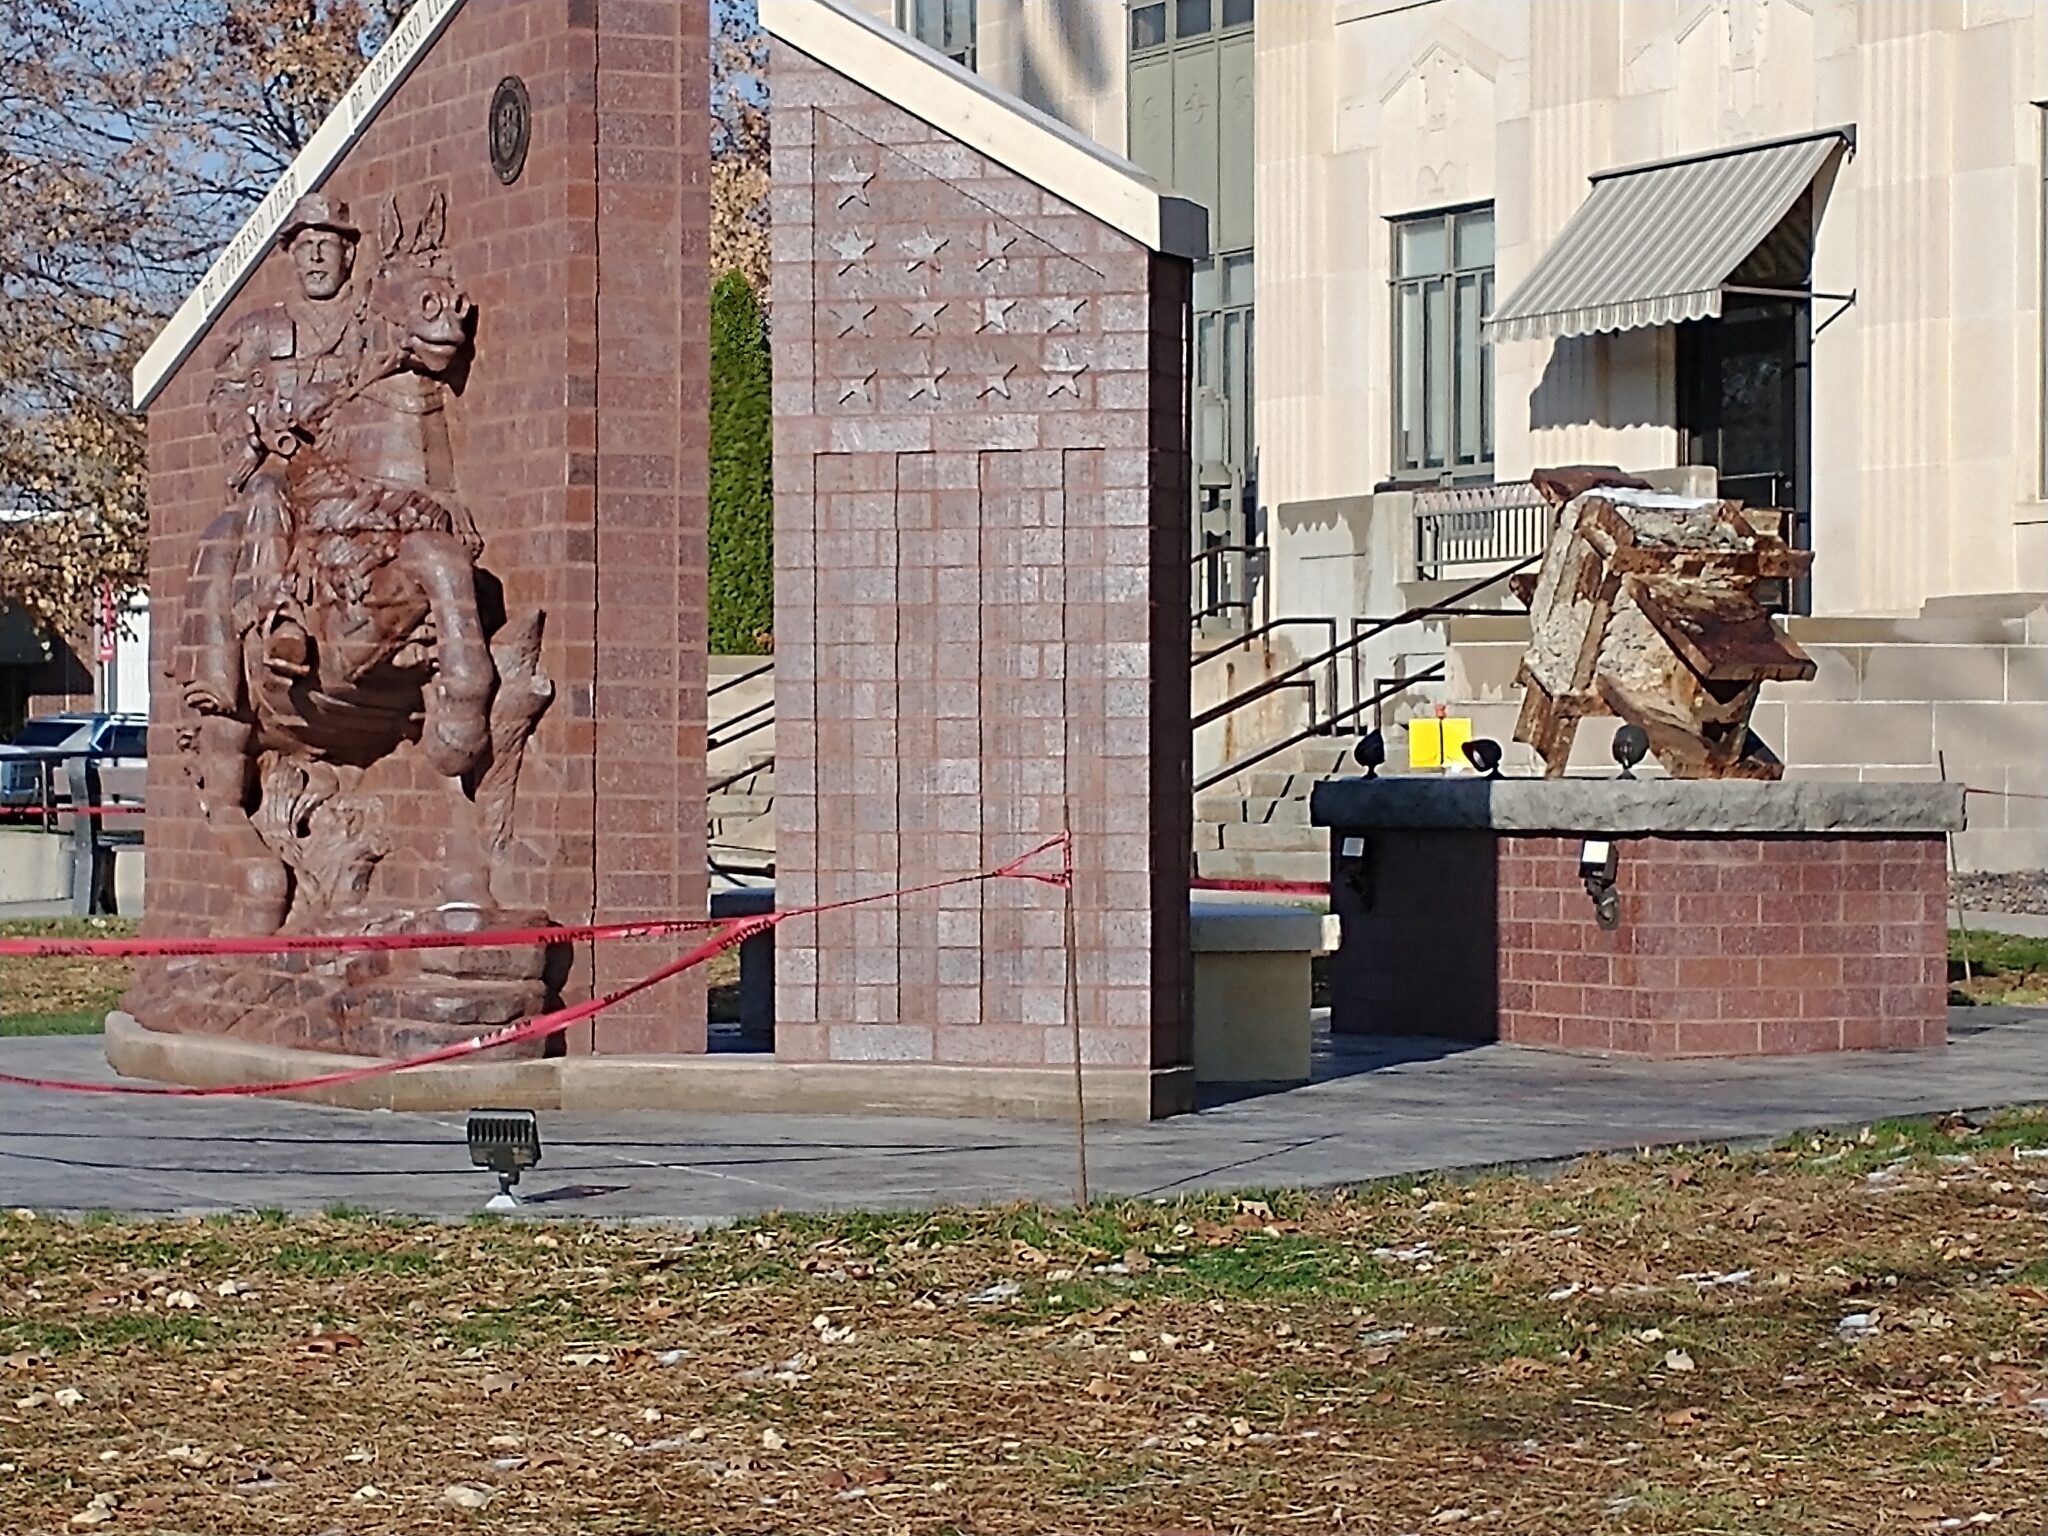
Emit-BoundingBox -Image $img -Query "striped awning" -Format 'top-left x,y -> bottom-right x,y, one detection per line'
1486,130 -> 1850,344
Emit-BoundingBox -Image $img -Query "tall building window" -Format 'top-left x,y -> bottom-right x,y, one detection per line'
1391,204 -> 1495,481
900,0 -> 976,70
1128,0 -> 1256,511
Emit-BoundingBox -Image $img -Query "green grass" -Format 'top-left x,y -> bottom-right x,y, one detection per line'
0,916 -> 133,1032
1951,928 -> 2048,1005
3,1312 -> 215,1356
0,1009 -> 103,1035
1953,929 -> 2048,973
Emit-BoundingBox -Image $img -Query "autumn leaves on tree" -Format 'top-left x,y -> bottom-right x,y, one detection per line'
0,0 -> 773,652
0,0 -> 413,640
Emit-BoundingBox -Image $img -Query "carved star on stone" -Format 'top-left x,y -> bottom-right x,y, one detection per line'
1045,296 -> 1088,333
1044,347 -> 1088,398
903,300 -> 948,336
980,298 -> 1016,334
833,303 -> 875,338
901,228 -> 949,271
980,364 -> 1015,401
828,158 -> 873,209
837,370 -> 875,405
907,367 -> 948,403
828,230 -> 875,273
977,225 -> 1018,272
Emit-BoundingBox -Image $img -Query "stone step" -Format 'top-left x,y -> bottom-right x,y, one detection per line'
710,811 -> 775,848
1214,821 -> 1324,853
1194,847 -> 1329,885
707,792 -> 771,820
1193,794 -> 1312,827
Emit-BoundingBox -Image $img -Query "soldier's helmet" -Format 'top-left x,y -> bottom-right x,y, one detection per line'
278,194 -> 360,246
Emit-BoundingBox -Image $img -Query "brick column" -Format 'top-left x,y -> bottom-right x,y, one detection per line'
590,0 -> 711,1052
769,34 -> 1195,1111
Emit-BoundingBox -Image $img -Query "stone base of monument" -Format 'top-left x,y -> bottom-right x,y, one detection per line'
121,907 -> 561,1062
101,1012 -> 1191,1120
1311,779 -> 1967,1057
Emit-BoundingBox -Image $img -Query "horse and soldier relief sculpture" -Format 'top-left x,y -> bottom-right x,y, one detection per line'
127,193 -> 561,1058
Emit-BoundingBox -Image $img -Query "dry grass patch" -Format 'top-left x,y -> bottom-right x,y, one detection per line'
0,919 -> 134,1034
3,1115 -> 2048,1532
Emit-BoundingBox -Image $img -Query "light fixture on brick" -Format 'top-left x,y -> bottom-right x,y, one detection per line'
1613,723 -> 1649,779
1578,839 -> 1621,931
1461,737 -> 1504,778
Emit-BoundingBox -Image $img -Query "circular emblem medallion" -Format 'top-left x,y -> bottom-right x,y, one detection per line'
489,76 -> 531,185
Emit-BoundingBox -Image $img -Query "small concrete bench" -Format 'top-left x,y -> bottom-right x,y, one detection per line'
705,886 -> 1334,1084
1190,900 -> 1334,1085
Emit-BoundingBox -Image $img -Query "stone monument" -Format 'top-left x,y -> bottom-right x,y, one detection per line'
116,0 -> 711,1071
1315,477 -> 1964,1059
1511,471 -> 1817,779
765,0 -> 1205,1117
123,190 -> 560,1058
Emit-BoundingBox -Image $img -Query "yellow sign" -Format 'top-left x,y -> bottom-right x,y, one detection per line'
1409,719 -> 1442,769
1441,716 -> 1473,770
1406,717 -> 1473,771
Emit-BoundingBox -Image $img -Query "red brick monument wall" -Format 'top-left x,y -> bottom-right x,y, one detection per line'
1315,780 -> 1962,1059
136,0 -> 708,1052
767,6 -> 1203,1114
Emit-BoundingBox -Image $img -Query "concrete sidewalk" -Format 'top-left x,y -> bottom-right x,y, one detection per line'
5,1009 -> 2048,1223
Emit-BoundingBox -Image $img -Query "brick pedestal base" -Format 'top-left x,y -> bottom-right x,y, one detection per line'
1316,781 -> 1963,1059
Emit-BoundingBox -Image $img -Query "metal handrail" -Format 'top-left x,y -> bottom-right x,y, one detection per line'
1194,665 -> 1446,793
1344,603 -> 1525,726
1193,615 -> 1340,731
1194,613 -> 1337,661
708,658 -> 773,700
1190,542 -> 1269,633
1190,553 -> 1540,733
707,753 -> 772,797
708,697 -> 773,752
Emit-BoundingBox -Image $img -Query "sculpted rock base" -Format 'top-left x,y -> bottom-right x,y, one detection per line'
126,906 -> 563,1061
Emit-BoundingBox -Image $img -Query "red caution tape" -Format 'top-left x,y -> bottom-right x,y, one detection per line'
1192,876 -> 1328,896
0,915 -> 722,961
0,834 -> 1073,1099
0,804 -> 144,819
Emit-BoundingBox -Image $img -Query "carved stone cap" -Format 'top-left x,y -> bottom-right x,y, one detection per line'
1310,778 -> 1968,836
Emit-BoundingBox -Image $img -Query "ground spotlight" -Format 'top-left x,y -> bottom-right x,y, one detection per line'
468,1108 -> 542,1212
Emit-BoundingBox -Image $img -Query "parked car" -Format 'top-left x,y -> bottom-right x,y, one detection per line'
0,713 -> 147,809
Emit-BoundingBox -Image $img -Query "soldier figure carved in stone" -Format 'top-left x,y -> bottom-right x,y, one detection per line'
197,194 -> 365,716
171,190 -> 551,945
